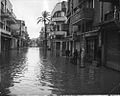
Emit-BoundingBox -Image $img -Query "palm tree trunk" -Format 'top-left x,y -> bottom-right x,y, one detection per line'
44,21 -> 47,50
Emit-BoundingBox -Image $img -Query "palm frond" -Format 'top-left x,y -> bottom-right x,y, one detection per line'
46,18 -> 50,22
37,19 -> 43,24
37,17 -> 42,20
37,11 -> 51,24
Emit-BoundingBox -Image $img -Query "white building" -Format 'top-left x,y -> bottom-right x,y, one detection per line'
0,0 -> 17,52
49,1 -> 68,55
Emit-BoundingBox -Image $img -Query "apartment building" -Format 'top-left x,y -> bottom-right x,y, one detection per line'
49,1 -> 68,55
67,0 -> 120,70
16,20 -> 27,47
0,0 -> 17,52
98,0 -> 120,71
0,0 -> 29,53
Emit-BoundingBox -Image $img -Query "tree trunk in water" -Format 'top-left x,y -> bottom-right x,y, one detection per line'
44,24 -> 47,49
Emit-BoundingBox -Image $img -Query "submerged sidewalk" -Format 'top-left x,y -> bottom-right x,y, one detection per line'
48,51 -> 120,94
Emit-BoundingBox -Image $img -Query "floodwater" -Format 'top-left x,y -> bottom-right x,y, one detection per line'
0,47 -> 120,95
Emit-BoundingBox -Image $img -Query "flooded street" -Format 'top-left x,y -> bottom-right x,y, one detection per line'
0,47 -> 120,95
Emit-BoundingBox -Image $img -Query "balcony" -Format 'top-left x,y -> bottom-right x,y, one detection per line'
52,16 -> 67,22
0,28 -> 11,35
1,10 -> 16,24
11,30 -> 20,37
71,8 -> 94,25
54,31 -> 67,36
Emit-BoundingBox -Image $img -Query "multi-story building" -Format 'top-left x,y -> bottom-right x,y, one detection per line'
16,20 -> 29,47
98,0 -> 120,71
0,0 -> 29,53
67,0 -> 120,70
49,1 -> 68,55
0,0 -> 17,52
67,0 -> 98,67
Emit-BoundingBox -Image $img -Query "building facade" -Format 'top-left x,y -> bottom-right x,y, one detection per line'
0,0 -> 17,52
49,1 -> 68,56
67,0 -> 120,70
0,0 -> 29,54
99,0 -> 120,71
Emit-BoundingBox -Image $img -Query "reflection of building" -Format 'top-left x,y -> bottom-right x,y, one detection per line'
49,1 -> 68,55
67,0 -> 120,71
0,0 -> 30,53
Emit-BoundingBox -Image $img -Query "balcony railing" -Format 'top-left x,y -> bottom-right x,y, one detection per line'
0,28 -> 11,35
54,31 -> 67,36
52,16 -> 67,22
11,31 -> 20,37
71,8 -> 94,25
1,10 -> 16,24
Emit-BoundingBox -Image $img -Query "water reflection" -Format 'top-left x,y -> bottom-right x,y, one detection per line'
1,47 -> 120,95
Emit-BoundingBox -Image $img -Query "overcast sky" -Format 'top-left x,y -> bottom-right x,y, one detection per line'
10,0 -> 67,39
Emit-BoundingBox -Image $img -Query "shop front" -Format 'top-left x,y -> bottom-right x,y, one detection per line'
84,30 -> 100,64
1,33 -> 12,51
101,21 -> 120,71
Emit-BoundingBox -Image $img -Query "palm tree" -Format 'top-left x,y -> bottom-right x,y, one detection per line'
37,11 -> 50,48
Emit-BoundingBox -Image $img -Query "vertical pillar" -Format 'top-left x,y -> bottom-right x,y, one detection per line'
67,41 -> 69,50
101,30 -> 106,66
54,41 -> 56,51
80,20 -> 85,68
0,32 -> 1,54
60,41 -> 62,56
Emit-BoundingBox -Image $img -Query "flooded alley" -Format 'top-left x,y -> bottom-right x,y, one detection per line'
0,47 -> 120,95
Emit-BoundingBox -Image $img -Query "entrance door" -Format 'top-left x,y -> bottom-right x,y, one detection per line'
56,42 -> 60,50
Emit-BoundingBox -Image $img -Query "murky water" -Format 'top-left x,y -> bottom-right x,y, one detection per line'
0,47 -> 120,95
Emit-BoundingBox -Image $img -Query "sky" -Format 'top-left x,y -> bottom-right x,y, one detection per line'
10,0 -> 67,39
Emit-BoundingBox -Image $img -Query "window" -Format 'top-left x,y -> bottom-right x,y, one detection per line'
87,0 -> 94,8
1,2 -> 4,13
57,25 -> 60,31
61,12 -> 65,16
